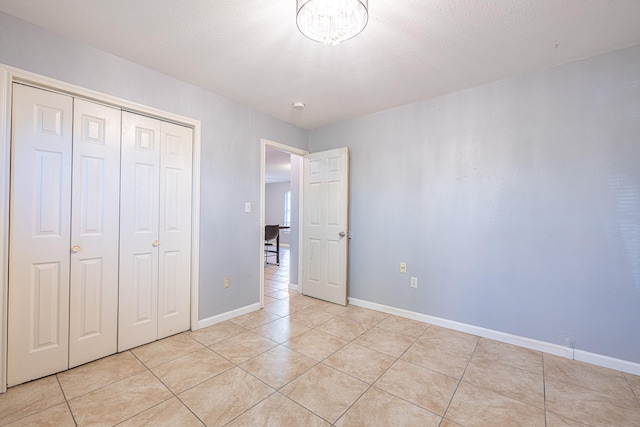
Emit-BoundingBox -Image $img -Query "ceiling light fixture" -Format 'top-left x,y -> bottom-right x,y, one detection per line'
296,0 -> 369,45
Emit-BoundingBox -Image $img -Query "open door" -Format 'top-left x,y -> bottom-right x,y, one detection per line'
302,147 -> 350,305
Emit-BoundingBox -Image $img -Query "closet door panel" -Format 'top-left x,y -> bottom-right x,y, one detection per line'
69,99 -> 121,368
118,112 -> 161,351
8,84 -> 73,386
158,123 -> 192,338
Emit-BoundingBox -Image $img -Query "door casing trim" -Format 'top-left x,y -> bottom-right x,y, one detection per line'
259,139 -> 308,308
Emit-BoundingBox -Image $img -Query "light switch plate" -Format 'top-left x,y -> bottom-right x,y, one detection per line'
244,202 -> 251,213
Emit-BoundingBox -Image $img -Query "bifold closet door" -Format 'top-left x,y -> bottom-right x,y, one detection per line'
118,112 -> 192,351
157,121 -> 193,339
68,99 -> 121,368
8,85 -> 122,385
8,84 -> 73,386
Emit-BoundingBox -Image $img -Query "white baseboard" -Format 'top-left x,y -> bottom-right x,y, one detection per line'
289,283 -> 299,292
574,350 -> 640,376
348,297 -> 640,376
197,302 -> 261,330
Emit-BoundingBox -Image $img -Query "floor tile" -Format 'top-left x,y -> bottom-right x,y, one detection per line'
352,327 -> 415,358
401,337 -> 472,378
226,392 -> 329,427
266,289 -> 290,300
335,387 -> 441,427
439,418 -> 465,427
280,364 -> 368,424
445,381 -> 545,426
626,372 -> 640,401
68,370 -> 172,426
288,307 -> 336,328
545,411 -> 589,426
284,329 -> 348,361
0,375 -> 65,425
375,359 -> 458,416
179,367 -> 274,426
187,321 -> 246,346
263,295 -> 277,305
376,315 -> 430,339
241,345 -> 317,389
57,351 -> 146,400
151,347 -> 234,393
474,338 -> 543,375
463,356 -> 544,408
4,402 -> 75,427
131,333 -> 204,368
312,300 -> 353,316
339,306 -> 389,328
263,299 -> 294,317
288,300 -> 316,313
544,354 -> 636,401
419,325 -> 479,354
210,330 -> 278,364
324,343 -> 396,384
252,317 -> 310,343
118,397 -> 204,426
315,316 -> 369,341
545,377 -> 640,426
228,309 -> 281,329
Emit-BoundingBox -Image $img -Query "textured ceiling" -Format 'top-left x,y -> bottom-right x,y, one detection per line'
1,0 -> 640,130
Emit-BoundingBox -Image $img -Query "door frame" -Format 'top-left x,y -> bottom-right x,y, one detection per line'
259,139 -> 308,307
0,64 -> 202,393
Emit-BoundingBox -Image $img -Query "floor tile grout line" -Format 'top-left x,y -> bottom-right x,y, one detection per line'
622,372 -> 640,407
58,375 -> 79,427
438,336 -> 479,424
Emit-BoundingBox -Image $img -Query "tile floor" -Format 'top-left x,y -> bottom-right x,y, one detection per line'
1,247 -> 639,426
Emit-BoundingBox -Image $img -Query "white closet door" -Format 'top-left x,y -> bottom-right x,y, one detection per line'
158,122 -> 193,338
118,112 -> 161,351
8,84 -> 73,386
69,99 -> 121,367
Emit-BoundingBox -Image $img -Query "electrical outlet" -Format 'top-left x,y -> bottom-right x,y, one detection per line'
411,277 -> 418,288
224,277 -> 230,288
400,262 -> 407,273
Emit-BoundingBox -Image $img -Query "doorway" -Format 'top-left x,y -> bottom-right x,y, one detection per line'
260,140 -> 307,307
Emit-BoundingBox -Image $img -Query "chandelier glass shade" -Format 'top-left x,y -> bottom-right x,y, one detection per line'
296,0 -> 369,45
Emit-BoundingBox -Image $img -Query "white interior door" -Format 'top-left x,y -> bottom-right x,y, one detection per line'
157,121 -> 192,339
118,112 -> 161,351
302,147 -> 350,305
8,84 -> 73,385
69,99 -> 121,367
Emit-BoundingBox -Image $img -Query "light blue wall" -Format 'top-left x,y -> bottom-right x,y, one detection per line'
310,45 -> 640,363
0,12 -> 309,320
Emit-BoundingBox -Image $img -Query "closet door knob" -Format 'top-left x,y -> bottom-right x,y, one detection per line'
71,245 -> 81,253
152,240 -> 160,247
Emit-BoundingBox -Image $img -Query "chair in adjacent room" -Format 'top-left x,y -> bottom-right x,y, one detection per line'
264,224 -> 280,265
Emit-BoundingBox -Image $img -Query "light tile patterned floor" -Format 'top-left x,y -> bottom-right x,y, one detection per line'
1,248 -> 639,426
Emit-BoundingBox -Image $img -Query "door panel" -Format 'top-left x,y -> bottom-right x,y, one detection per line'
158,122 -> 192,338
69,99 -> 121,367
302,147 -> 350,306
119,112 -> 161,351
8,84 -> 73,386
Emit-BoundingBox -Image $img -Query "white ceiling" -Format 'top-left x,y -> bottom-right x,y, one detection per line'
1,1 -> 640,130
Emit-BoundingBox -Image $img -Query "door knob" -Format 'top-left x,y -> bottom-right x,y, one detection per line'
71,245 -> 81,253
339,231 -> 346,238
152,240 -> 160,247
